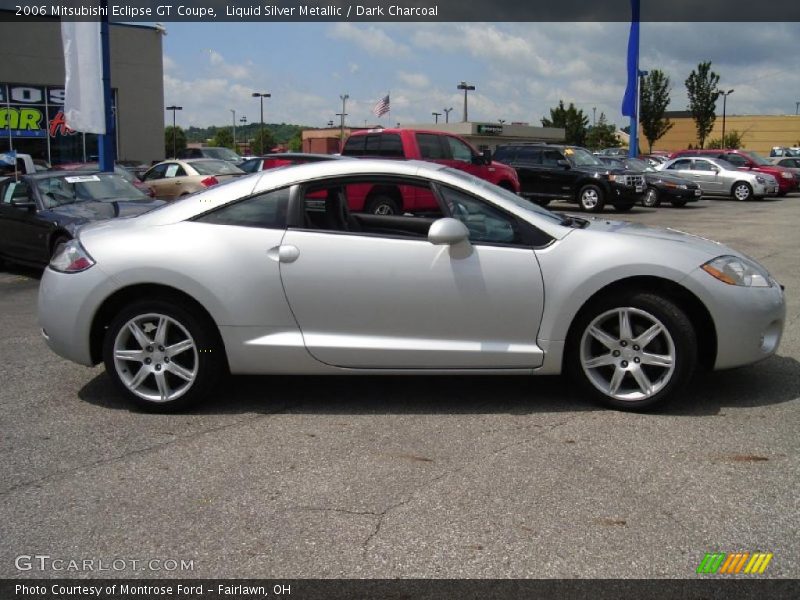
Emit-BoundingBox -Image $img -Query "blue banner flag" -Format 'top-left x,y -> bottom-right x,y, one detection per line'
621,0 -> 640,118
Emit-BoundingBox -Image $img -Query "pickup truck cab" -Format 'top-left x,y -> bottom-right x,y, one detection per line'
0,152 -> 44,177
341,128 -> 520,214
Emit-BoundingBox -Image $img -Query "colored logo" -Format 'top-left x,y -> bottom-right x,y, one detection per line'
696,552 -> 773,574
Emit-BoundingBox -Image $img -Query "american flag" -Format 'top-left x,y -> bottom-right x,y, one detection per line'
372,94 -> 390,117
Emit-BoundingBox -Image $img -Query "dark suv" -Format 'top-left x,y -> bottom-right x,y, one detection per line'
493,144 -> 645,212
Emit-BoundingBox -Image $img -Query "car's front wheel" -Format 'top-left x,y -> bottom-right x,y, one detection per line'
102,300 -> 223,411
567,292 -> 697,411
578,184 -> 605,212
732,181 -> 754,201
642,187 -> 660,207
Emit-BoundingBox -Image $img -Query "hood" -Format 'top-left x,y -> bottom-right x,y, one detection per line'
573,164 -> 630,176
581,217 -> 729,257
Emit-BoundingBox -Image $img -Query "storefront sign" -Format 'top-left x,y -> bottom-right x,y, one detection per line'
0,83 -> 73,138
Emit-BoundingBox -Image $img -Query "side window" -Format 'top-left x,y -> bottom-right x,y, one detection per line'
516,147 -> 542,164
144,164 -> 167,180
379,134 -> 403,157
438,185 -> 518,244
3,181 -> 31,204
692,160 -> 714,171
491,147 -> 515,163
195,188 -> 289,229
668,159 -> 692,171
446,137 -> 474,162
365,135 -> 381,155
723,153 -> 747,167
164,163 -> 181,178
342,135 -> 365,157
541,150 -> 563,167
416,133 -> 446,160
174,165 -> 187,177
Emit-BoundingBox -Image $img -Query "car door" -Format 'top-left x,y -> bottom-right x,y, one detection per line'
0,179 -> 52,263
541,148 -> 574,198
664,158 -> 697,188
691,159 -> 726,194
512,147 -> 548,199
277,176 -> 546,369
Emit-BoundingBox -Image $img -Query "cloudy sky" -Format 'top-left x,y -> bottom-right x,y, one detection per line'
161,21 -> 800,129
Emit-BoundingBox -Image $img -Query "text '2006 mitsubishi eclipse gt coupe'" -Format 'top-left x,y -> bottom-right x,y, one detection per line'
38,160 -> 785,412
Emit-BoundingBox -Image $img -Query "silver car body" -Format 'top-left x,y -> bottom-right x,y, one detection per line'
39,160 -> 785,391
658,156 -> 779,198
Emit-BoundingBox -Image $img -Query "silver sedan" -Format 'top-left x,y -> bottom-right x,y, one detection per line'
658,156 -> 779,200
38,160 -> 785,412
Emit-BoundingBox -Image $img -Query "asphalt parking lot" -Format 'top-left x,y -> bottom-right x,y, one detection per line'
1,194 -> 798,580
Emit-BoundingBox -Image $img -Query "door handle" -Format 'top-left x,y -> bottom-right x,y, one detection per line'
267,245 -> 300,263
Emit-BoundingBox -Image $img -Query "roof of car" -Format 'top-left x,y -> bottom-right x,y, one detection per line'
248,153 -> 347,160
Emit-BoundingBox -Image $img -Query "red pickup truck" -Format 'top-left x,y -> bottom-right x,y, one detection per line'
340,128 -> 520,214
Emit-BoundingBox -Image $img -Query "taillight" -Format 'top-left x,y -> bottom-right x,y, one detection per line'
50,240 -> 95,273
200,176 -> 219,187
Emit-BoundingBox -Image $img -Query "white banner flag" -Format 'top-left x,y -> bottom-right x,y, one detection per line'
61,21 -> 106,134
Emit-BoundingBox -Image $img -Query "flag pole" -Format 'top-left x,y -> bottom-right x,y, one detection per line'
628,0 -> 640,158
98,0 -> 116,172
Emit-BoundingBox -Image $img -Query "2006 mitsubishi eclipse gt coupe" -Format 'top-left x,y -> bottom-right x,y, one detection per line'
38,159 -> 786,412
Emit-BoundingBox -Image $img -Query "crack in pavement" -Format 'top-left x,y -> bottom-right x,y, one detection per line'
0,401 -> 301,498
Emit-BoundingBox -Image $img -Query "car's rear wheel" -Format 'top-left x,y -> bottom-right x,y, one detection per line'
567,292 -> 697,411
365,195 -> 400,215
578,184 -> 605,212
102,300 -> 223,412
642,187 -> 660,207
732,181 -> 753,201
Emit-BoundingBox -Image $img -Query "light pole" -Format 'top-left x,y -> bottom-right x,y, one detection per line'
338,94 -> 349,148
593,106 -> 597,127
718,89 -> 734,147
796,101 -> 799,116
251,92 -> 270,154
498,119 -> 506,125
166,105 -> 182,158
443,107 -> 453,123
432,112 -> 441,123
327,120 -> 335,128
230,109 -> 236,150
457,81 -> 475,122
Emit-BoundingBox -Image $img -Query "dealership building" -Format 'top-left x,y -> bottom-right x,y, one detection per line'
0,15 -> 164,165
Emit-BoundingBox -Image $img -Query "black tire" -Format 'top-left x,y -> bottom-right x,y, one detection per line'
642,186 -> 660,208
565,291 -> 697,411
731,181 -> 753,201
50,234 -> 71,259
577,184 -> 605,213
535,198 -> 551,207
613,204 -> 633,212
102,299 -> 223,412
365,195 -> 400,215
671,199 -> 688,208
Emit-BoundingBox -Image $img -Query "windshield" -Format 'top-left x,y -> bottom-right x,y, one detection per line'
740,151 -> 771,166
239,158 -> 262,173
36,173 -> 147,207
565,147 -> 604,167
203,148 -> 241,161
191,160 -> 245,176
624,158 -> 655,172
442,168 -> 564,225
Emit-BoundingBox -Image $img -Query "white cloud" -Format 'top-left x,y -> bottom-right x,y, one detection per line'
206,49 -> 251,80
328,23 -> 410,57
397,71 -> 430,88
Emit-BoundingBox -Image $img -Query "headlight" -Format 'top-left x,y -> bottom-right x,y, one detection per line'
701,255 -> 771,287
49,240 -> 95,273
780,171 -> 792,179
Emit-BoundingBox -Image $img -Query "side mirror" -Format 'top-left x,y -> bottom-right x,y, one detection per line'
10,198 -> 35,210
428,218 -> 470,246
556,159 -> 571,169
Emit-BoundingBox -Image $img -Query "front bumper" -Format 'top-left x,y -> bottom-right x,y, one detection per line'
683,267 -> 785,370
609,183 -> 644,205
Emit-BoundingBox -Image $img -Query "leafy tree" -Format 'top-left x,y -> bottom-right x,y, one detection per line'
585,113 -> 621,150
164,125 -> 186,157
685,61 -> 720,149
707,130 -> 744,149
287,130 -> 303,152
250,128 -> 276,155
541,100 -> 589,146
640,70 -> 674,153
211,127 -> 234,149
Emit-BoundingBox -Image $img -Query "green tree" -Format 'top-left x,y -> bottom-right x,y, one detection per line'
211,127 -> 234,149
164,125 -> 186,157
585,113 -> 621,150
707,130 -> 744,149
541,100 -> 589,146
250,128 -> 276,155
287,130 -> 303,152
685,61 -> 720,149
640,69 -> 674,153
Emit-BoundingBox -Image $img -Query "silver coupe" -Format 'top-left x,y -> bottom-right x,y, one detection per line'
38,160 -> 785,411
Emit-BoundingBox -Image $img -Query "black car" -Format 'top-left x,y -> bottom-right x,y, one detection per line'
492,144 -> 645,212
598,157 -> 702,208
0,171 -> 163,267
